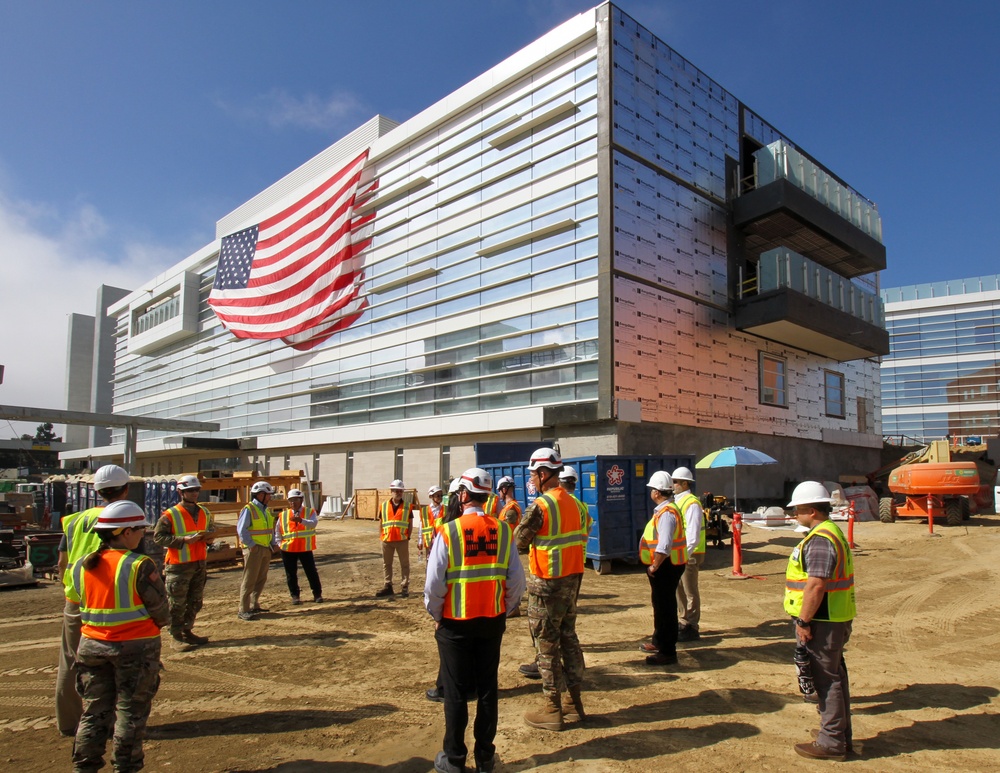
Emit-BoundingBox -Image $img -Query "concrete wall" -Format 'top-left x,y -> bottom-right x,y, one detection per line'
90,285 -> 130,448
617,420 -> 879,508
64,313 -> 95,447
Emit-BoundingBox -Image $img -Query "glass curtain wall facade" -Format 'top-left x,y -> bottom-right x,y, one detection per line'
71,4 -> 885,491
882,275 -> 1000,443
109,34 -> 601,445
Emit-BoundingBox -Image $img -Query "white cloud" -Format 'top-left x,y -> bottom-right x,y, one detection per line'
216,88 -> 369,132
0,191 -> 178,439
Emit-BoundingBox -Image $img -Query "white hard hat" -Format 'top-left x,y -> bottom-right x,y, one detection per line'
528,447 -> 562,472
559,466 -> 578,481
459,467 -> 494,495
390,479 -> 405,490
672,467 -> 695,483
251,481 -> 274,495
428,485 -> 443,497
93,465 -> 130,492
496,476 -> 514,492
448,478 -> 461,494
787,481 -> 832,508
287,488 -> 304,498
176,474 -> 201,491
646,470 -> 673,491
94,500 -> 147,531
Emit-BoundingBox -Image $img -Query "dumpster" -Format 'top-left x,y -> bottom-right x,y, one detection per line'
482,454 -> 695,574
24,532 -> 63,574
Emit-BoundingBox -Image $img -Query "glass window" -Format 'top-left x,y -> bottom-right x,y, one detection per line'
824,370 -> 845,418
759,353 -> 787,407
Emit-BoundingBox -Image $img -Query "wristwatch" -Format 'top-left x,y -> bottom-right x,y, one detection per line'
795,617 -> 811,627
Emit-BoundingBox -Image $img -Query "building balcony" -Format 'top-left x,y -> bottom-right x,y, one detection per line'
736,248 -> 889,362
733,140 -> 886,278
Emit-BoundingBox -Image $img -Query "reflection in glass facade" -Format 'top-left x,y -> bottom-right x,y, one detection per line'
882,276 -> 1000,442
65,4 -> 886,497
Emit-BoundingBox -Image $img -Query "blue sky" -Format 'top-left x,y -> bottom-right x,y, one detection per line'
1,0 -> 998,434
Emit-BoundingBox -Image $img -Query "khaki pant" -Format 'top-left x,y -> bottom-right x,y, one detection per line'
676,552 -> 705,630
239,545 -> 272,614
55,599 -> 82,735
381,540 -> 410,590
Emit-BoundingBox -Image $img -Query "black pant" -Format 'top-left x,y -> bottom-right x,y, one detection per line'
280,551 -> 322,599
435,615 -> 506,768
649,561 -> 686,658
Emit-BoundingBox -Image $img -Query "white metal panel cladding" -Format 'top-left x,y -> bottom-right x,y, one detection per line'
608,5 -> 880,439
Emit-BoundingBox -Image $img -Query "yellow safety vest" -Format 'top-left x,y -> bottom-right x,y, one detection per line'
639,501 -> 687,566
61,506 -> 104,596
420,504 -> 441,546
244,500 -> 274,547
674,490 -> 705,555
783,520 -> 856,622
442,512 -> 512,619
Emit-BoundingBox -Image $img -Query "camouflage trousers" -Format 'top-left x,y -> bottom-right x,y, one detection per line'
73,637 -> 162,773
164,561 -> 207,632
527,573 -> 584,698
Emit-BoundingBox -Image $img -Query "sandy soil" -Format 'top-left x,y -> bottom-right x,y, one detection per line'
1,514 -> 999,772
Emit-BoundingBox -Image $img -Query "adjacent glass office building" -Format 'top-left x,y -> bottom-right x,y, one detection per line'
882,275 -> 1000,444
65,4 -> 888,498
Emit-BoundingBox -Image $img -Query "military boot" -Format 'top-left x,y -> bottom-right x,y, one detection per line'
375,583 -> 394,598
182,629 -> 209,646
561,685 -> 585,722
169,629 -> 194,652
524,692 -> 563,731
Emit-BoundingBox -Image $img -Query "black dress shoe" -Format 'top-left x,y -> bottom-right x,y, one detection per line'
426,686 -> 444,703
645,652 -> 678,666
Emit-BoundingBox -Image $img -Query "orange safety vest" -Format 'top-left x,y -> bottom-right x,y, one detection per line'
71,549 -> 160,642
528,488 -> 588,579
639,501 -> 688,566
277,507 -> 317,552
483,493 -> 499,517
380,498 -> 412,542
441,511 -> 513,620
163,503 -> 211,564
420,504 -> 442,546
498,498 -> 522,528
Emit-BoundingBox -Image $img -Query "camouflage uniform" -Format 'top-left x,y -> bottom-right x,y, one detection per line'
153,504 -> 214,635
72,555 -> 170,773
514,501 -> 585,698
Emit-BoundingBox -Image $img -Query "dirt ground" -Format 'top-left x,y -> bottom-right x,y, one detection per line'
2,514 -> 999,773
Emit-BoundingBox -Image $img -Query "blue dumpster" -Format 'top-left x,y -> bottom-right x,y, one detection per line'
482,454 -> 694,574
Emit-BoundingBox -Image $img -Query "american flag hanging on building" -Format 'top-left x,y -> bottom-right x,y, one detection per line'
208,149 -> 375,351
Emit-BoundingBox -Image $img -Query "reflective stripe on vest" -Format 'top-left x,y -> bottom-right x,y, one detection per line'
72,550 -> 160,641
420,504 -> 441,545
529,489 -> 588,579
498,499 -> 522,528
783,520 -> 856,622
483,493 -> 499,517
278,508 -> 316,552
245,501 -> 274,547
674,491 -> 705,554
442,513 -> 512,620
380,499 -> 411,542
164,504 -> 210,564
639,501 -> 688,565
61,507 -> 104,595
